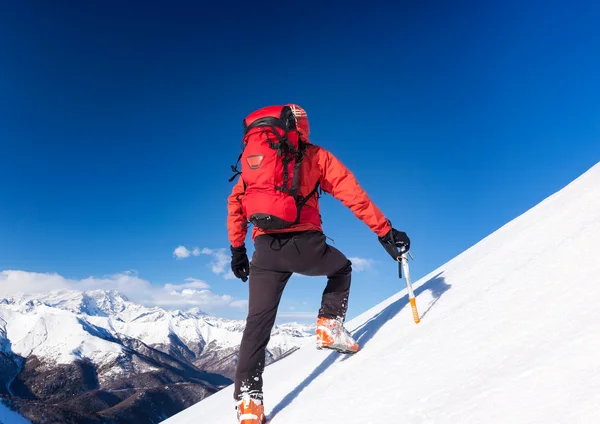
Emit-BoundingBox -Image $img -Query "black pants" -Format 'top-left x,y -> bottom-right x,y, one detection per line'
233,230 -> 352,401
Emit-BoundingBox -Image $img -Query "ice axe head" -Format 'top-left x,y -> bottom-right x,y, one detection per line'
378,235 -> 405,278
379,240 -> 403,262
379,228 -> 407,261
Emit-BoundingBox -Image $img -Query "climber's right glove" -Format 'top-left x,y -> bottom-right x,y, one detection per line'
378,227 -> 410,260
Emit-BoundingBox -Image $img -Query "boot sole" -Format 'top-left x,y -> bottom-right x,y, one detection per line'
239,416 -> 267,424
316,345 -> 359,355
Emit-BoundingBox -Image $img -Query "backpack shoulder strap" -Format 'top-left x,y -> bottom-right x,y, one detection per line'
228,152 -> 243,182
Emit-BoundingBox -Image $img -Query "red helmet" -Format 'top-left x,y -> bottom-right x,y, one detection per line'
288,104 -> 310,141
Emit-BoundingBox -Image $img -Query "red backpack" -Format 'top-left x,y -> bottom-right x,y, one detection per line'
229,105 -> 319,230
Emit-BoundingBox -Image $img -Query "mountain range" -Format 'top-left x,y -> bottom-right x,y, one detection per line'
0,289 -> 314,423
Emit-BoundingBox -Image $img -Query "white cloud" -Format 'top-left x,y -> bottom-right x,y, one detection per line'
0,270 -> 71,295
158,285 -> 247,311
184,277 -> 211,287
173,245 -> 201,260
223,270 -> 237,280
229,300 -> 249,309
348,257 -> 374,272
174,246 -> 191,259
173,246 -> 234,280
0,269 -> 151,299
161,287 -> 234,308
200,248 -> 230,276
163,277 -> 211,292
0,270 -> 246,315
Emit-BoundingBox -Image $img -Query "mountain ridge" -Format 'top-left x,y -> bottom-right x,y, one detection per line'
0,288 -> 315,423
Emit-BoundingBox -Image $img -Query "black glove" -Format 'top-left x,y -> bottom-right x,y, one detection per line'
378,227 -> 410,260
230,245 -> 249,282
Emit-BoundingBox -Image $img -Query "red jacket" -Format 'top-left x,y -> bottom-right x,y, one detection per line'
227,144 -> 391,247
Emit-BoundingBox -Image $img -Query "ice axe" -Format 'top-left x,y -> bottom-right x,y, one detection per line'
398,251 -> 420,324
384,230 -> 420,325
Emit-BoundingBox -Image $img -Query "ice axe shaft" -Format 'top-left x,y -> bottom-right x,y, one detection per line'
397,253 -> 420,324
387,225 -> 420,324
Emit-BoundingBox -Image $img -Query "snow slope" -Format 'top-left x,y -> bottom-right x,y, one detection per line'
163,162 -> 600,424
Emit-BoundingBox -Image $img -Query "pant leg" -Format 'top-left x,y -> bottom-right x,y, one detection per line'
281,231 -> 354,321
234,230 -> 352,401
318,259 -> 352,321
233,264 -> 291,401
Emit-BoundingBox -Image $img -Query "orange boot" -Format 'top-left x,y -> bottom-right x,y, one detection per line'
235,396 -> 266,424
316,316 -> 360,354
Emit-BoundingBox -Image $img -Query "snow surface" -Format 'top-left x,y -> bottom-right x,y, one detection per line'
162,162 -> 600,423
0,401 -> 31,424
1,302 -> 124,365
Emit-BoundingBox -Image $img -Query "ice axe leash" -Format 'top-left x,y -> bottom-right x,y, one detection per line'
389,231 -> 420,325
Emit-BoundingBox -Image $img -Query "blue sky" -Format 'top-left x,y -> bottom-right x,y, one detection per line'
1,0 -> 599,323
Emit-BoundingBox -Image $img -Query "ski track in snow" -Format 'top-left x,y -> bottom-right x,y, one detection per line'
162,163 -> 600,424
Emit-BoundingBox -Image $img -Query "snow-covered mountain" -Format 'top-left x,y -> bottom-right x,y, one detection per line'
0,289 -> 314,423
1,289 -> 313,367
163,162 -> 600,424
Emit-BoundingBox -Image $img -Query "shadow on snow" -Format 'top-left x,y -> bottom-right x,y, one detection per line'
267,272 -> 451,420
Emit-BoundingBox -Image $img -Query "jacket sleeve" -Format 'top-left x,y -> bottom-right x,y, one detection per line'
316,147 -> 392,238
227,178 -> 248,247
